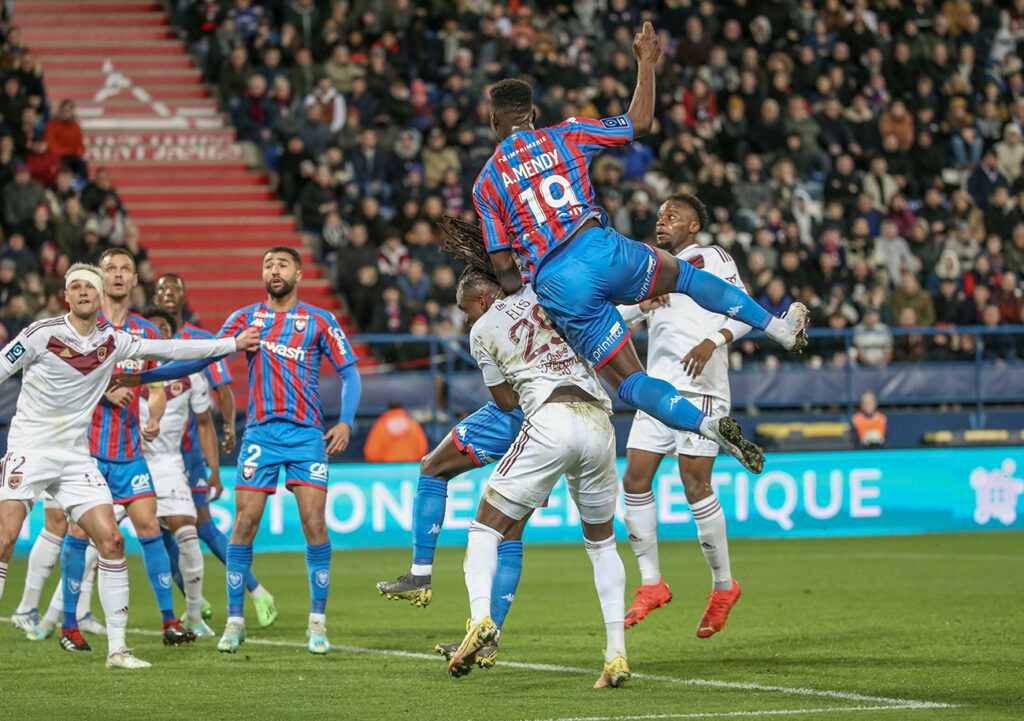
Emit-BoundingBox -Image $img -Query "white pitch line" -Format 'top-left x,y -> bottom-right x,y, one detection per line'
527,707 -> 931,721
1,617 -> 951,711
733,552 -> 1023,564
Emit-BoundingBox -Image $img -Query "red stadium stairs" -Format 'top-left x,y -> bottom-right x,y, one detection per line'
22,0 -> 369,395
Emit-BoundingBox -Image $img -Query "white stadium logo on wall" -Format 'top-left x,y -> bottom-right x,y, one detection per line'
970,459 -> 1024,526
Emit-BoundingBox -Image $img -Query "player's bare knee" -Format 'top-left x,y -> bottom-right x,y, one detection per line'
622,468 -> 654,495
96,527 -> 125,558
581,518 -> 615,541
419,448 -> 451,481
679,466 -> 713,502
45,510 -> 68,536
231,513 -> 260,543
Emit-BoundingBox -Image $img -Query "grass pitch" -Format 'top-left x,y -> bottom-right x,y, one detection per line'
1,532 -> 1021,721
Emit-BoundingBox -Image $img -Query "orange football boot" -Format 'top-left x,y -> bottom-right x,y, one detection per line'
696,579 -> 741,638
624,579 -> 672,628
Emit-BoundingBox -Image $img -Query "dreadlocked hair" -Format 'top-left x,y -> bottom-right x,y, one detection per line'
438,215 -> 498,283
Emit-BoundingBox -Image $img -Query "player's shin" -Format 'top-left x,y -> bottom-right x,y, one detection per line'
161,528 -> 184,594
675,260 -> 772,331
585,535 -> 626,661
198,519 -> 263,593
77,544 -> 98,620
61,535 -> 90,630
690,495 -> 732,591
465,521 -> 502,623
138,534 -> 176,623
0,560 -> 7,599
624,492 -> 661,585
225,543 -> 252,622
617,372 -> 706,433
97,557 -> 130,654
174,525 -> 205,621
412,475 -> 448,575
490,540 -> 523,631
17,530 -> 63,613
305,541 -> 331,622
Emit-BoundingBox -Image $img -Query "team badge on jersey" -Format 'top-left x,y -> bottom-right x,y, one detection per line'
96,346 -> 107,363
294,316 -> 307,332
242,465 -> 256,480
7,473 -> 22,490
171,382 -> 183,396
4,341 -> 25,364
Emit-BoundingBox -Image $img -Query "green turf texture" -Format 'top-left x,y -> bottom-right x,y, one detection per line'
1,531 -> 1021,721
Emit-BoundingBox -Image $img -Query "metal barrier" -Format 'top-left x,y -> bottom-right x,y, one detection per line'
349,326 -> 1024,439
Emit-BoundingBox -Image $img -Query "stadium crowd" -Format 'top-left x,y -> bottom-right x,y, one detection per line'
5,1 -> 1024,366
0,20 -> 156,345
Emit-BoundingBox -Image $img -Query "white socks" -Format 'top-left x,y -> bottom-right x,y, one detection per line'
410,563 -> 432,576
78,544 -> 98,619
98,556 -> 130,654
624,491 -> 661,586
250,583 -> 268,599
690,494 -> 732,591
16,529 -> 63,613
43,583 -> 62,624
765,315 -> 790,344
464,521 -> 502,624
309,612 -> 326,626
585,535 -> 626,661
174,525 -> 205,621
0,560 -> 7,600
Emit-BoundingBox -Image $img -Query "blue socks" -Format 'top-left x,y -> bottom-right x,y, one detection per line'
305,542 -> 331,614
412,475 -> 448,568
491,540 -> 523,630
225,543 -> 252,618
618,371 -> 706,433
161,529 -> 184,594
199,519 -> 260,592
138,534 -> 176,624
676,258 -> 771,330
61,536 -> 90,630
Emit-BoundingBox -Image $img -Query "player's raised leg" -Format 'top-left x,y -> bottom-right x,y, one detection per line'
12,505 -> 67,631
621,448 -> 673,628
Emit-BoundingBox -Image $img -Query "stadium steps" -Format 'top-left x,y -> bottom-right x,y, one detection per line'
20,0 -> 367,407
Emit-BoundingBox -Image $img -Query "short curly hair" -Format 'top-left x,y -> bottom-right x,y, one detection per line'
489,78 -> 534,117
667,193 -> 709,231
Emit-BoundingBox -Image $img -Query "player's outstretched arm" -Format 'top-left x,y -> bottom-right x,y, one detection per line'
627,21 -> 661,137
130,327 -> 260,383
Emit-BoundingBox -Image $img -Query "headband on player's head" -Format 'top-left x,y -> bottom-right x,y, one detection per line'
65,268 -> 104,300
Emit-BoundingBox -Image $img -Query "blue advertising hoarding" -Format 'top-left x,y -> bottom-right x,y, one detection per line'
12,447 -> 1024,554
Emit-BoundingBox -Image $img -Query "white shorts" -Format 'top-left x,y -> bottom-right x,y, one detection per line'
42,491 -> 61,511
0,447 -> 112,523
626,392 -> 730,458
147,454 -> 197,519
484,402 -> 618,525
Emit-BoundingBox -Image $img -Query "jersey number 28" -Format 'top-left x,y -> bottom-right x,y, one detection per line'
508,306 -> 564,362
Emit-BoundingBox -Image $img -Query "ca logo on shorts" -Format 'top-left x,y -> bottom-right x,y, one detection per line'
130,474 -> 151,491
227,572 -> 244,589
310,463 -> 328,481
241,465 -> 256,480
315,569 -> 330,588
159,573 -> 172,589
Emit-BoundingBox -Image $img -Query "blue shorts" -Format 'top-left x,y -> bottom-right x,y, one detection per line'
183,448 -> 209,508
452,402 -> 525,467
534,226 -> 659,369
237,419 -> 328,493
96,456 -> 155,504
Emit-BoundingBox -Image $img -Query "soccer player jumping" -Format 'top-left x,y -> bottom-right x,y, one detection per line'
122,247 -> 362,655
474,23 -> 808,473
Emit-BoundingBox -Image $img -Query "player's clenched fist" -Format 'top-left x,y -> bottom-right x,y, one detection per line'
633,21 -> 661,65
235,327 -> 261,351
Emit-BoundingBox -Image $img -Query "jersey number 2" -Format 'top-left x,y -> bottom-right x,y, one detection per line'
508,306 -> 564,362
517,174 -> 580,224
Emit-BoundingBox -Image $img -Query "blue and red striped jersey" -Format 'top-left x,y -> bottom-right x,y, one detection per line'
473,114 -> 634,278
88,311 -> 160,461
177,321 -> 233,454
218,301 -> 358,428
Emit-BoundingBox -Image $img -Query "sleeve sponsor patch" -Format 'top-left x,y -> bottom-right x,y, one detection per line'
4,341 -> 25,364
602,116 -> 629,128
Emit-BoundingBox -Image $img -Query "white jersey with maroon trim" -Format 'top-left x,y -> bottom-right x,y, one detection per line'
140,371 -> 211,458
618,244 -> 749,403
0,314 -> 235,452
470,285 -> 611,418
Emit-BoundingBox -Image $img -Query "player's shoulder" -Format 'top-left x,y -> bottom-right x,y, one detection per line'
302,303 -> 343,329
128,312 -> 161,338
232,302 -> 265,318
679,243 -> 733,267
21,315 -> 68,341
182,321 -> 213,339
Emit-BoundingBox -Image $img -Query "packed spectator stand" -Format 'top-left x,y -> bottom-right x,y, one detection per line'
3,1 -> 1024,449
